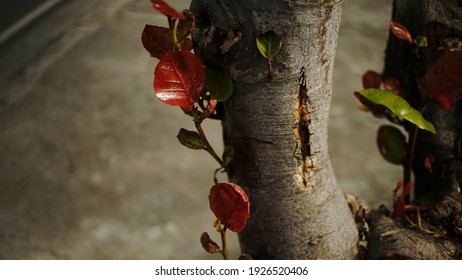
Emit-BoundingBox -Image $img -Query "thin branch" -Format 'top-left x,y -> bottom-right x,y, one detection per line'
403,103 -> 428,203
192,107 -> 226,169
220,227 -> 229,260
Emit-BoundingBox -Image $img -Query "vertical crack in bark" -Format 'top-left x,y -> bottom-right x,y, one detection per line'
293,68 -> 317,191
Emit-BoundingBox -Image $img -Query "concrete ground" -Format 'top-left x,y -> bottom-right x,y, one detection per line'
0,0 -> 397,259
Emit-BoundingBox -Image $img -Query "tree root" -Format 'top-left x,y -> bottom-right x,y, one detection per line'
366,206 -> 462,259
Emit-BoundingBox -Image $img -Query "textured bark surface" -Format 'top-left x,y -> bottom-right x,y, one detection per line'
383,0 -> 462,220
367,207 -> 462,259
191,0 -> 358,259
366,0 -> 462,260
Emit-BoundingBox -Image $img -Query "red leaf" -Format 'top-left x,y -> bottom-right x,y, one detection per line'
181,38 -> 193,52
154,51 -> 206,108
382,76 -> 404,97
362,70 -> 382,89
151,0 -> 184,19
141,25 -> 192,58
200,232 -> 220,254
176,9 -> 196,43
418,51 -> 462,110
361,70 -> 404,96
394,196 -> 406,218
209,183 -> 250,232
424,155 -> 435,171
402,182 -> 413,197
200,98 -> 218,121
393,181 -> 403,197
390,21 -> 413,44
141,25 -> 173,59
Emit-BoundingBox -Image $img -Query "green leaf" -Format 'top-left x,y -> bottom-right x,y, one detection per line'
256,30 -> 282,59
222,146 -> 234,166
355,89 -> 436,134
414,36 -> 428,48
177,128 -> 205,150
377,125 -> 407,165
205,68 -> 233,102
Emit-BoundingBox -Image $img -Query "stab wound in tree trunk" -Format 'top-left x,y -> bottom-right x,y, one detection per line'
191,0 -> 358,259
293,68 -> 316,191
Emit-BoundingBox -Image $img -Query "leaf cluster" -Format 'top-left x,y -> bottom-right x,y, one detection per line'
141,0 -> 249,260
355,21 -> 462,221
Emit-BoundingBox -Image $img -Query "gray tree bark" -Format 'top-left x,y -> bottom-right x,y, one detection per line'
191,0 -> 358,259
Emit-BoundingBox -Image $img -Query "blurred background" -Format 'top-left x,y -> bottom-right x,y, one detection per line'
0,0 -> 398,259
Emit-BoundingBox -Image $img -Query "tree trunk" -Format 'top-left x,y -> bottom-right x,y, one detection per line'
366,0 -> 462,259
383,0 -> 462,221
191,0 -> 358,259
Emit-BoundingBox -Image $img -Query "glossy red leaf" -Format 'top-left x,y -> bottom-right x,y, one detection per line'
141,25 -> 172,59
209,183 -> 250,232
151,0 -> 184,19
390,21 -> 413,44
418,51 -> 462,110
154,51 -> 206,108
